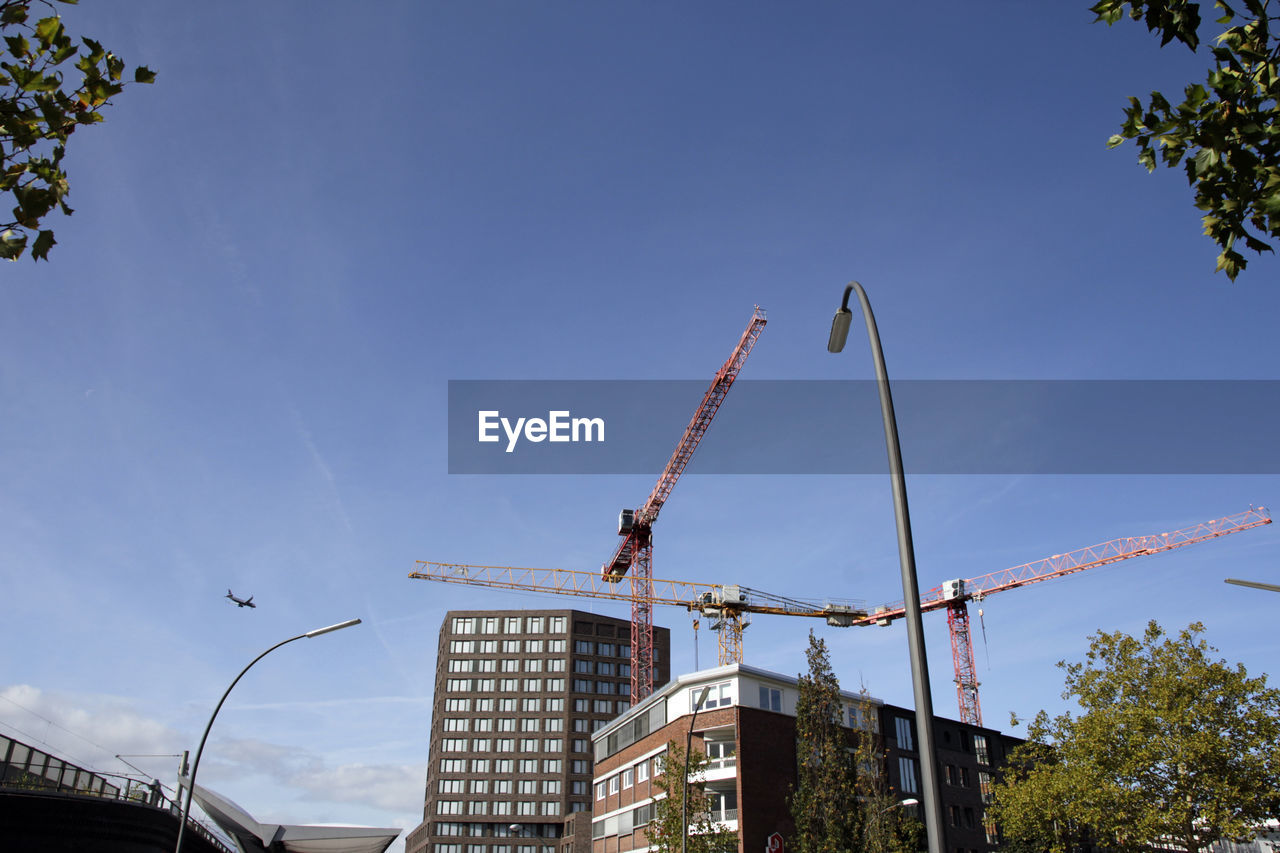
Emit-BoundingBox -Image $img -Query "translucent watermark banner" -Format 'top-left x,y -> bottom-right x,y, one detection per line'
447,380 -> 1280,474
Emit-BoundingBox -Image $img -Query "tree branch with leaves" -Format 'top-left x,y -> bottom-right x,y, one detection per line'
1093,0 -> 1280,279
1,0 -> 154,261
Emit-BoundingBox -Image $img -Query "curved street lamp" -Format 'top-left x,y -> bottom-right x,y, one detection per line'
828,281 -> 944,853
173,618 -> 362,853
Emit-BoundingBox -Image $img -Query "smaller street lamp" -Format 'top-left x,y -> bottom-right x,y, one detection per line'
682,685 -> 713,853
174,618 -> 362,853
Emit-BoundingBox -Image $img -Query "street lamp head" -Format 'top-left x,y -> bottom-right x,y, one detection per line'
305,618 -> 362,638
901,798 -> 919,807
828,309 -> 851,353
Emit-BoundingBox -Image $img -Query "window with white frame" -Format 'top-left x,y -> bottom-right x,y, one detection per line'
435,824 -> 463,837
450,640 -> 475,653
495,759 -> 512,773
476,697 -> 494,711
441,739 -> 467,751
470,779 -> 489,793
609,775 -> 619,795
521,718 -> 540,732
497,718 -> 515,732
474,718 -> 493,732
523,679 -> 542,692
438,779 -> 463,793
595,782 -> 605,800
443,718 -> 469,732
494,779 -> 512,794
543,738 -> 562,752
549,616 -> 566,633
480,617 -> 499,634
547,659 -> 565,672
522,698 -> 540,712
694,682 -> 733,710
436,801 -> 463,815
636,761 -> 649,782
479,640 -> 497,653
545,698 -> 564,712
440,758 -> 465,772
705,739 -> 736,769
517,802 -> 536,815
501,659 -> 520,672
544,717 -> 563,731
445,698 -> 470,712
759,686 -> 782,712
518,759 -> 538,773
499,679 -> 518,692
525,640 -> 544,653
472,759 -> 490,773
504,617 -> 522,633
452,618 -> 475,634
527,617 -> 544,633
476,678 -> 495,692
622,768 -> 634,788
543,759 -> 562,773
518,780 -> 537,794
548,639 -> 566,652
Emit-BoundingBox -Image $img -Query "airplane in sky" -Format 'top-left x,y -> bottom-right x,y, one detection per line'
225,589 -> 256,608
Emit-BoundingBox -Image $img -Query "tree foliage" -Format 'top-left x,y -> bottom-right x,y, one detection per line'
989,621 -> 1280,853
648,741 -> 738,853
850,689 -> 926,853
1093,0 -> 1280,279
1,0 -> 154,261
790,632 -> 862,853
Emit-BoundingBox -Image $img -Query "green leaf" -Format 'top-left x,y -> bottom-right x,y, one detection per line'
1107,133 -> 1127,148
1,5 -> 28,26
30,229 -> 55,261
5,34 -> 30,58
34,16 -> 62,47
133,65 -> 156,84
0,229 -> 27,260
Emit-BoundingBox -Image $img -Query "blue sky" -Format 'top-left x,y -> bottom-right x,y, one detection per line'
3,1 -> 1280,847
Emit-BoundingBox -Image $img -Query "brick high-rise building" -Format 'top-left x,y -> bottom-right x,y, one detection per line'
406,610 -> 671,853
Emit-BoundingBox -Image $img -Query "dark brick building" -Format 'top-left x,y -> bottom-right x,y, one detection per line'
587,663 -> 1022,853
407,610 -> 671,853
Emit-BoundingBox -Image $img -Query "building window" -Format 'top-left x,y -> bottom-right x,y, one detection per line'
523,679 -> 542,692
597,662 -> 615,676
546,678 -> 564,691
759,686 -> 782,712
518,780 -> 537,795
439,779 -> 463,793
436,824 -> 464,837
503,640 -> 521,653
476,678 -> 496,692
436,845 -> 462,853
481,617 -> 499,634
636,761 -> 649,782
496,738 -> 515,752
572,738 -> 588,753
525,659 -> 544,673
573,679 -> 592,693
895,717 -> 915,751
470,779 -> 489,793
544,780 -> 562,794
525,640 -> 544,653
479,640 -> 497,653
501,660 -> 520,673
546,698 -> 564,712
445,698 -> 470,712
452,618 -> 475,635
440,759 -> 465,772
441,739 -> 467,752
705,739 -> 736,769
595,782 -> 606,800
450,640 -> 475,653
547,659 -> 566,672
495,759 -> 513,773
472,759 -> 490,773
550,617 -> 567,633
527,617 -> 545,633
548,639 -> 566,652
477,659 -> 496,672
898,757 -> 919,794
468,801 -> 488,815
518,802 -> 537,816
543,738 -> 562,752
545,718 -> 564,732
493,801 -> 512,815
574,640 -> 593,654
443,718 -> 469,732
542,801 -> 561,815
445,679 -> 470,692
497,719 -> 516,732
596,681 -> 615,695
593,699 -> 612,713
519,759 -> 538,773
499,679 -> 518,692
520,739 -> 539,752
472,738 -> 491,752
476,697 -> 494,711
499,698 -> 517,712
521,718 -> 541,732
437,801 -> 463,815
505,617 -> 522,633
609,775 -> 619,795
598,643 -> 615,657
622,768 -> 634,788
979,771 -> 994,804
693,682 -> 732,710
974,734 -> 990,765
573,760 -> 590,774
448,660 -> 474,673
522,698 -> 540,712
474,718 -> 493,732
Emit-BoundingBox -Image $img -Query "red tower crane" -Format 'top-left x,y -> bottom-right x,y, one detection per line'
857,505 -> 1272,726
604,306 -> 767,702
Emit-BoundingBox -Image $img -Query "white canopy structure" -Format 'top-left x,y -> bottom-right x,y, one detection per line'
180,778 -> 400,853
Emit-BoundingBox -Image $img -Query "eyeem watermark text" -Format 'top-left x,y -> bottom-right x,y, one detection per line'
477,410 -> 606,453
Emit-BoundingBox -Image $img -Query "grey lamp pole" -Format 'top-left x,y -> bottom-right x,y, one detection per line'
681,685 -> 712,853
173,618 -> 362,853
828,281 -> 945,853
1225,578 -> 1280,593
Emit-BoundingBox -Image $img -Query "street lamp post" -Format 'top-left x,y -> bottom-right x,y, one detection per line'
828,281 -> 945,853
173,618 -> 362,853
682,685 -> 712,853
1225,578 -> 1280,593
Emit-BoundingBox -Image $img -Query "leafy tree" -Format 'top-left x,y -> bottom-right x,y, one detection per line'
1092,0 -> 1280,279
1,0 -> 154,261
790,631 -> 859,853
850,691 -> 926,853
647,740 -> 738,853
989,620 -> 1280,853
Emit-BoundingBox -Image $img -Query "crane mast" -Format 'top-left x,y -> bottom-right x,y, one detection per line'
604,306 -> 767,702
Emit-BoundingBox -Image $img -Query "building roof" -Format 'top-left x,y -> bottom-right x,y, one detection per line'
182,779 -> 401,853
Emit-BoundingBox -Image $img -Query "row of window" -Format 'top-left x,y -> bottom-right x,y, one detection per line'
570,679 -> 625,695
433,846 -> 550,853
443,698 -> 565,713
434,823 -> 560,839
440,738 -> 566,753
447,659 -> 567,673
449,639 -> 568,654
445,678 -> 566,693
591,801 -> 655,839
439,779 -> 563,795
572,659 -> 630,676
596,750 -> 662,799
439,757 -> 592,776
442,718 -> 566,732
572,640 -> 632,658
437,800 -> 562,816
452,616 -> 567,635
